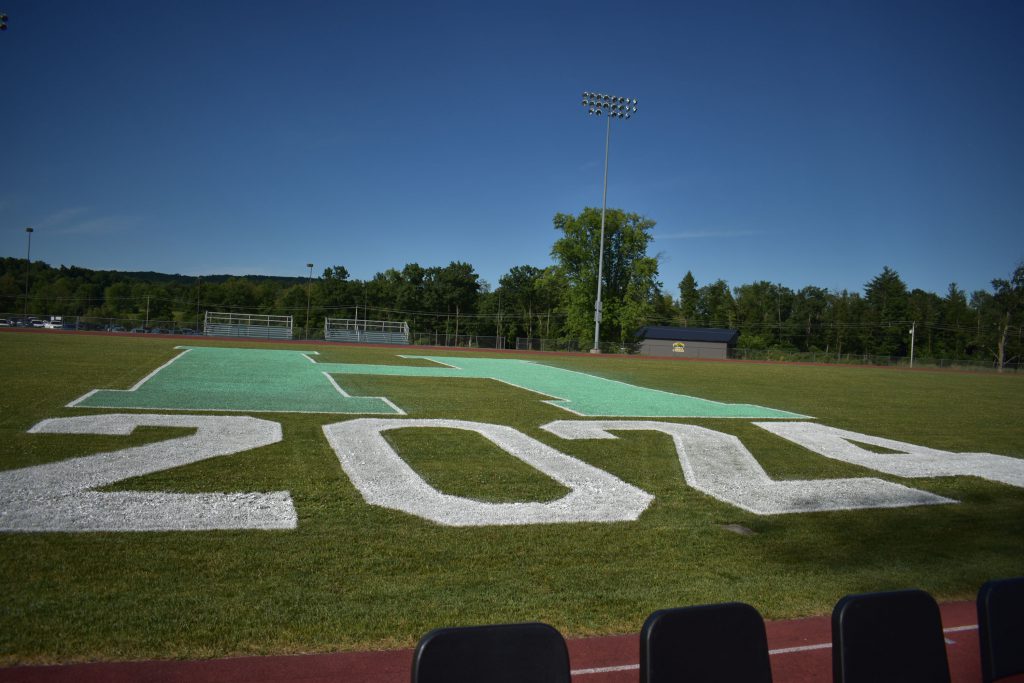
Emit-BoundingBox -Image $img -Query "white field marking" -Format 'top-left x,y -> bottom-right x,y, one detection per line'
310,352 -> 409,414
397,355 -> 461,369
323,418 -> 654,526
321,372 -> 407,415
569,624 -> 980,676
70,347 -> 404,416
543,421 -> 952,515
536,361 -> 812,419
755,422 -> 1024,488
66,347 -> 193,407
390,356 -> 577,411
5,414 -> 295,532
401,356 -> 810,419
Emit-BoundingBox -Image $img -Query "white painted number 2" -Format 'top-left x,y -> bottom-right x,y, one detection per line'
4,415 -> 1022,531
0,414 -> 295,532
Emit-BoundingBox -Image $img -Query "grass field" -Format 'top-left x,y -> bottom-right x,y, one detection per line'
1,330 -> 1022,665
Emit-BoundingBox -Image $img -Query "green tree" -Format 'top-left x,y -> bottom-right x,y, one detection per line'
789,286 -> 828,351
937,283 -> 972,358
677,271 -> 699,326
734,281 -> 793,346
319,266 -> 351,311
550,207 -> 660,346
497,265 -> 544,344
863,266 -> 909,355
906,288 -> 943,358
533,266 -> 567,340
973,264 -> 1024,371
824,289 -> 863,356
696,279 -> 736,328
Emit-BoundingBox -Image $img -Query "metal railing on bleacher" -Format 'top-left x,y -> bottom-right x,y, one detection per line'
324,318 -> 409,345
204,311 -> 293,340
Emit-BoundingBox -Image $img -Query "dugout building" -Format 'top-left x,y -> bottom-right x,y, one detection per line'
636,326 -> 740,359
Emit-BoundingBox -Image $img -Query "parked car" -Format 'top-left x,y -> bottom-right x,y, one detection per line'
130,327 -> 146,333
108,325 -> 126,332
179,328 -> 196,335
0,319 -> 12,327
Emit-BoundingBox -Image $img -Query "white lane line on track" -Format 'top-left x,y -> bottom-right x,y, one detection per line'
572,664 -> 640,675
569,623 -> 979,676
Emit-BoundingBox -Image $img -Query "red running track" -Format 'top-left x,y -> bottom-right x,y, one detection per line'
3,601 -> 1020,683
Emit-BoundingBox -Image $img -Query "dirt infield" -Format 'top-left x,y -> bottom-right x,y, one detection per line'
2,601 -> 1008,683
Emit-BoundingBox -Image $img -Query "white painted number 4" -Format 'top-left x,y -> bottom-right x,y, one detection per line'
3,415 -> 1022,531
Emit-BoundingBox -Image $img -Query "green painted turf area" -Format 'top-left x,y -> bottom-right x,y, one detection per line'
1,331 -> 1023,665
73,345 -> 803,418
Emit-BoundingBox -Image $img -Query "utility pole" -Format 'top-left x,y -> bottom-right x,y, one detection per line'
305,263 -> 314,340
23,227 -> 33,317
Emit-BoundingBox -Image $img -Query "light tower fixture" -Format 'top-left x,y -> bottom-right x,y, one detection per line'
580,90 -> 639,353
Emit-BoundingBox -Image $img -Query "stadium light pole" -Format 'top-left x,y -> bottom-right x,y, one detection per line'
23,227 -> 33,317
581,90 -> 638,353
909,321 -> 916,369
305,263 -> 314,340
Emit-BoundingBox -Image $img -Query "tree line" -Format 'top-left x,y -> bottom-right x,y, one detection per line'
2,207 -> 1021,368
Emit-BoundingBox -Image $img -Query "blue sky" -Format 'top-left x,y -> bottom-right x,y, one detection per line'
1,1 -> 1022,297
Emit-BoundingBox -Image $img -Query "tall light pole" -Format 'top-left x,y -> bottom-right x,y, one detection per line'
305,263 -> 314,340
581,91 -> 638,353
23,227 -> 34,317
909,321 -> 916,369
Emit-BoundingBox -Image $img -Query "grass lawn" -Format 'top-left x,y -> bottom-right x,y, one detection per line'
1,330 -> 1022,665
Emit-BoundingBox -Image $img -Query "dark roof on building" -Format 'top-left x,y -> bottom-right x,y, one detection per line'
637,326 -> 740,345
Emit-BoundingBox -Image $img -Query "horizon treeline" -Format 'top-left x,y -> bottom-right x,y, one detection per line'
2,255 -> 1020,367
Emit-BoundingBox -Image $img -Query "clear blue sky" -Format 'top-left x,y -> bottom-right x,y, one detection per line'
2,0 -> 1022,297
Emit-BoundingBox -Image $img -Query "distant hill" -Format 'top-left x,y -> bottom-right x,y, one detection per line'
0,258 -> 307,286
115,270 -> 307,286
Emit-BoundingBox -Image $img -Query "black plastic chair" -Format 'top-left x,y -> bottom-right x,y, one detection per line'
640,602 -> 773,683
411,621 -> 571,683
978,576 -> 1024,683
832,589 -> 950,683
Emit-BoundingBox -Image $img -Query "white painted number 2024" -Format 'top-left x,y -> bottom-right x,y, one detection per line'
2,414 -> 1022,531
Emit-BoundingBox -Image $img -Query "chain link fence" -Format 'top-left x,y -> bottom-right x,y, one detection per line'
3,315 -> 1018,372
727,347 -> 1020,372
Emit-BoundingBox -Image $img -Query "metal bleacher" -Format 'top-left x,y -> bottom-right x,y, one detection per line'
325,318 -> 409,345
204,312 -> 294,340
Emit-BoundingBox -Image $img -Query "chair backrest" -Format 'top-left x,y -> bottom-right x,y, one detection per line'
832,589 -> 950,683
640,602 -> 773,683
411,622 -> 571,683
978,576 -> 1024,683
